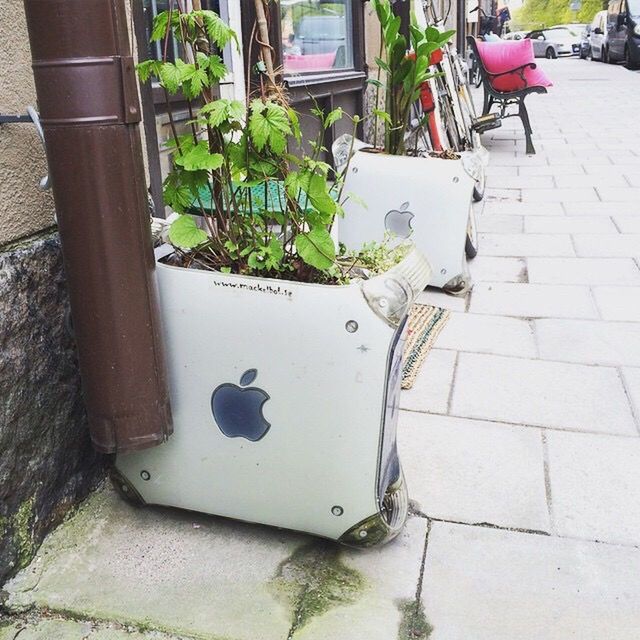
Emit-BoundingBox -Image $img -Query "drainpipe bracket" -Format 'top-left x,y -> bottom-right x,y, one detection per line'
32,55 -> 141,127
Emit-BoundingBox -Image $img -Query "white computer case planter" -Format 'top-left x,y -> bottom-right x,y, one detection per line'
114,247 -> 431,547
337,146 -> 476,293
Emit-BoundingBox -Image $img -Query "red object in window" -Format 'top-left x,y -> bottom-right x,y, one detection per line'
405,50 -> 442,65
429,49 -> 443,66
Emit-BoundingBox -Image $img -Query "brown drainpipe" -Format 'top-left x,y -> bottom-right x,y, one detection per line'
22,0 -> 173,453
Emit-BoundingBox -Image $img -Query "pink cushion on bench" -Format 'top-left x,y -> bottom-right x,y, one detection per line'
477,39 -> 552,92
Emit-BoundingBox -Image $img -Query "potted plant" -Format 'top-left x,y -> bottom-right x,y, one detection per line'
337,0 -> 478,294
112,2 -> 431,547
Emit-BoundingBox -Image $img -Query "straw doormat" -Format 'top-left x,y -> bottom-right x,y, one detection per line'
401,304 -> 450,390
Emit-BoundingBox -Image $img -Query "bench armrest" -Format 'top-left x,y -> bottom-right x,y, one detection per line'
485,62 -> 537,79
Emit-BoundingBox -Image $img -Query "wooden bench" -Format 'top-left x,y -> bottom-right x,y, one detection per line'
467,36 -> 548,155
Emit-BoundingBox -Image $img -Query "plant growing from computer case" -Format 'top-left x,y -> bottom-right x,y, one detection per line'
136,0 -> 410,283
113,0 -> 432,548
370,0 -> 454,155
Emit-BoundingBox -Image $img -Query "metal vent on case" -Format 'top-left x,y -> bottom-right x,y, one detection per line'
338,473 -> 409,548
361,246 -> 431,327
388,246 -> 432,297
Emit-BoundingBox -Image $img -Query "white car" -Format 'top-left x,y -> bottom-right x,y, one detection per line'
589,10 -> 608,60
526,28 -> 581,58
550,23 -> 588,36
503,30 -> 528,41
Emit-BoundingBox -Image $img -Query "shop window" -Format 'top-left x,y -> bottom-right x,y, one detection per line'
280,1 -> 355,75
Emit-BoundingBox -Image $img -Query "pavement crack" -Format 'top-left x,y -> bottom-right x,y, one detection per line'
422,514 -> 551,537
396,520 -> 433,639
541,431 -> 556,534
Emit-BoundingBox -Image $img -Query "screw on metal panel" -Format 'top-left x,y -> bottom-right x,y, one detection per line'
140,470 -> 151,481
440,268 -> 446,274
353,167 -> 358,173
378,298 -> 388,308
121,484 -> 129,492
345,320 -> 358,333
358,529 -> 368,538
453,176 -> 459,183
331,506 -> 344,516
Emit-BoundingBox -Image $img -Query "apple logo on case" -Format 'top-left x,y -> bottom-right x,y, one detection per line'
384,202 -> 414,238
211,369 -> 271,441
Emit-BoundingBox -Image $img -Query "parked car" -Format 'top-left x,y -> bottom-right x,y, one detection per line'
550,23 -> 588,35
603,0 -> 640,67
295,15 -> 346,56
503,30 -> 528,40
579,24 -> 592,58
590,10 -> 608,60
526,28 -> 580,57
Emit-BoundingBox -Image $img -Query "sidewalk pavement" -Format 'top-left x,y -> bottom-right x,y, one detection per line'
2,58 -> 640,640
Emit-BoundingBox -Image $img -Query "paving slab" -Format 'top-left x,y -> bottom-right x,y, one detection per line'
400,349 -> 456,415
476,214 -> 524,233
584,163 -> 640,177
597,187 -> 640,202
518,164 -> 585,176
573,234 -> 640,257
415,288 -> 466,312
546,430 -> 640,545
622,367 -> 640,418
521,188 -> 599,203
450,352 -> 637,435
469,282 -> 597,319
399,412 -> 549,531
563,201 -> 640,215
477,233 -> 575,257
422,522 -> 640,640
485,188 -> 522,201
485,165 -> 518,176
511,154 -> 555,167
527,257 -> 640,285
468,256 -> 527,283
592,286 -> 640,321
524,215 -> 618,234
486,176 -> 553,190
4,489 -> 303,640
554,174 -> 629,188
613,215 -> 640,233
535,319 -> 640,367
0,619 -> 181,640
481,201 -> 563,216
436,312 -> 536,358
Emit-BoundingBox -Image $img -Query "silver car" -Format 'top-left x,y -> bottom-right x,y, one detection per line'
526,28 -> 581,58
589,10 -> 608,60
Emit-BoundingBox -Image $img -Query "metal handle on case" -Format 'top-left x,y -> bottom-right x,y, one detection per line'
0,106 -> 50,190
26,106 -> 50,191
361,246 -> 432,327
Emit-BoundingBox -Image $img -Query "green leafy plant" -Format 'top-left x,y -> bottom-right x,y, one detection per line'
138,3 -> 381,284
371,0 -> 455,155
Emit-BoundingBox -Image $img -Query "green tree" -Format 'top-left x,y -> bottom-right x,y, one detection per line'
513,0 -> 606,30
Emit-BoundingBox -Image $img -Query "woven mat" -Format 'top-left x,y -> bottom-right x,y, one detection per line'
402,304 -> 450,390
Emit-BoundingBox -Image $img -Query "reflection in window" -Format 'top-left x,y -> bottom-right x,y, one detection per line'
142,0 -> 220,63
281,1 -> 353,74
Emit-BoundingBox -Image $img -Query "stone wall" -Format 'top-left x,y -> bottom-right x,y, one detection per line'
0,234 -> 105,586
